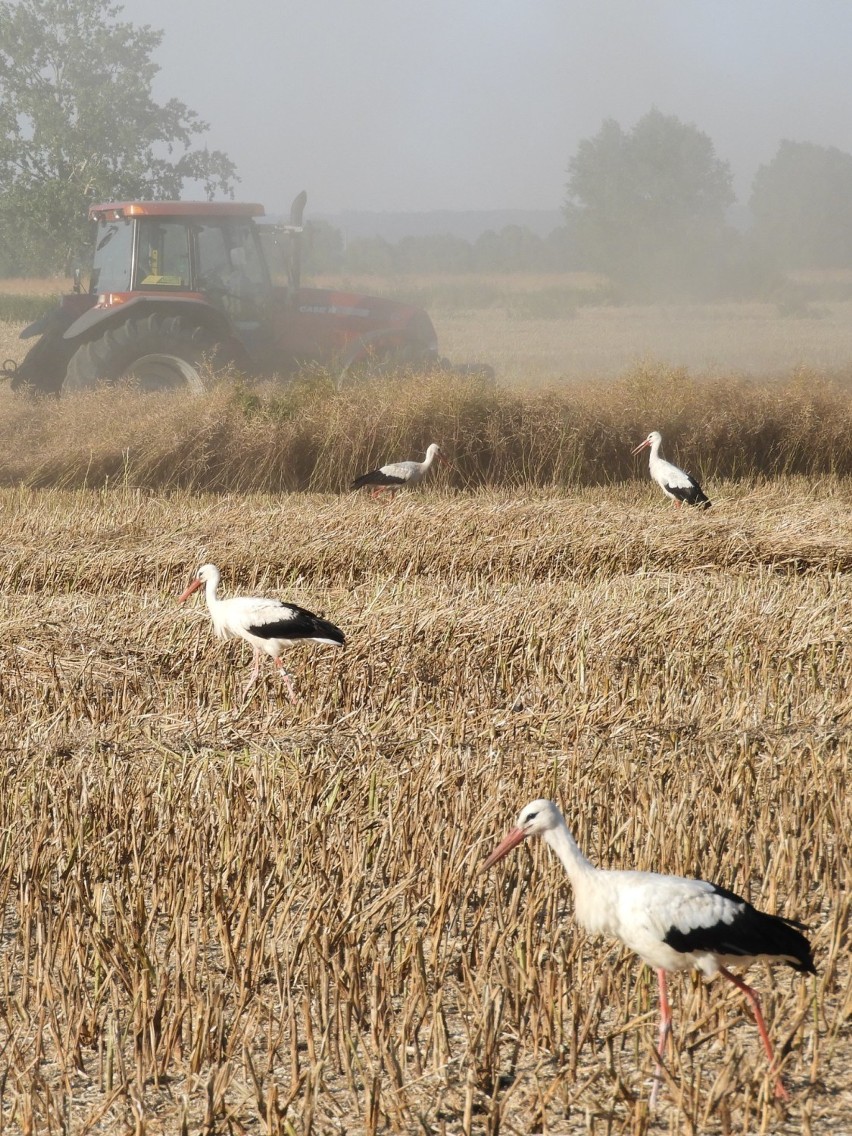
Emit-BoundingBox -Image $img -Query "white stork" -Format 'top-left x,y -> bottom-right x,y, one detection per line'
351,443 -> 448,497
632,431 -> 711,509
178,563 -> 345,699
483,799 -> 814,1105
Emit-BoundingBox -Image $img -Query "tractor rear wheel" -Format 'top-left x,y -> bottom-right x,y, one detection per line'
63,313 -> 239,394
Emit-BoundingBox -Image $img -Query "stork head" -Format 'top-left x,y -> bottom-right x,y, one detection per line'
178,562 -> 221,601
631,430 -> 662,455
482,799 -> 562,869
425,443 -> 455,472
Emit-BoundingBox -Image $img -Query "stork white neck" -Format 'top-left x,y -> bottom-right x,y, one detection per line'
204,570 -> 222,607
187,563 -> 223,610
542,816 -> 597,886
538,810 -> 619,940
422,444 -> 441,469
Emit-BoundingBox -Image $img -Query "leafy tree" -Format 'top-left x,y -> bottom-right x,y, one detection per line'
395,233 -> 472,274
750,140 -> 852,270
565,109 -> 736,298
0,0 -> 237,275
472,225 -> 544,272
541,224 -> 580,272
343,236 -> 396,276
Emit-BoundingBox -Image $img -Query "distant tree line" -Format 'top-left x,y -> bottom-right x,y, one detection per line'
301,221 -> 578,276
2,1 -> 852,301
304,110 -> 852,299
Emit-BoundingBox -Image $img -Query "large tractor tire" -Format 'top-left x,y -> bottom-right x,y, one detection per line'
63,313 -> 240,394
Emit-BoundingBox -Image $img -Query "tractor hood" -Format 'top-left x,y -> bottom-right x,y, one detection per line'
283,286 -> 438,362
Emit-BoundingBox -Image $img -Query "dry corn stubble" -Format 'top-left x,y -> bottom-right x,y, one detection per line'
0,486 -> 848,1135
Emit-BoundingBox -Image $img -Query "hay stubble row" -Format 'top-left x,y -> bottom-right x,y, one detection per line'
0,487 -> 849,1134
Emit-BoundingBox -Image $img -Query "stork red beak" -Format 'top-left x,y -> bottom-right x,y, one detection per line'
631,438 -> 651,455
178,577 -> 203,602
482,826 -> 527,870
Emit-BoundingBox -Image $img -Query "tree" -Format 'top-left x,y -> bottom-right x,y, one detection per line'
303,219 -> 344,274
472,225 -> 544,272
343,236 -> 396,276
0,0 -> 237,275
565,109 -> 736,298
395,233 -> 472,274
750,140 -> 852,270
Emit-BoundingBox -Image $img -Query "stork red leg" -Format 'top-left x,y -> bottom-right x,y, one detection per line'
274,657 -> 297,702
650,967 -> 673,1108
719,966 -> 789,1101
243,648 -> 262,693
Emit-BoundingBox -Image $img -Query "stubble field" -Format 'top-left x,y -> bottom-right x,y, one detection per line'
0,282 -> 850,1134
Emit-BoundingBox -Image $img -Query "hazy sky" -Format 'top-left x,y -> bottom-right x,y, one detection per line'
140,0 -> 852,215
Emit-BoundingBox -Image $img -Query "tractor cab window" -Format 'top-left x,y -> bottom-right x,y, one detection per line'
194,220 -> 268,323
194,222 -> 231,288
135,220 -> 191,289
90,219 -> 133,293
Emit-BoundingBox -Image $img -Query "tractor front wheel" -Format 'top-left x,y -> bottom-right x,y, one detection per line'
63,314 -> 240,394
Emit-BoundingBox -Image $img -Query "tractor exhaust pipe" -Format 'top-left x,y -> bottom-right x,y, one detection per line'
288,191 -> 307,290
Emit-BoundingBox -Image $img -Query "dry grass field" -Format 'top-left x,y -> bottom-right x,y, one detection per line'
0,282 -> 850,1134
0,484 -> 850,1136
0,277 -> 68,296
3,363 -> 852,494
310,272 -> 852,386
436,301 -> 852,387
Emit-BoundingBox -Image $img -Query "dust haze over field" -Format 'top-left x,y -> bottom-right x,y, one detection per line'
6,274 -> 852,393
136,1 -> 852,218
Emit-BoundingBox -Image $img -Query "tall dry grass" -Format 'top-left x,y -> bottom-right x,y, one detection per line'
2,365 -> 852,492
0,486 -> 849,1134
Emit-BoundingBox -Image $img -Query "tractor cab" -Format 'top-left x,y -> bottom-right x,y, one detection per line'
89,202 -> 272,332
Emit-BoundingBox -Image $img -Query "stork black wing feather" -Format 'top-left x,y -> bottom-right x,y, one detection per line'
246,606 -> 345,646
663,885 -> 815,972
666,476 -> 712,509
351,469 -> 406,489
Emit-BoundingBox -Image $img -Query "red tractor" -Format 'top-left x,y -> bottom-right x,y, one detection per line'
6,193 -> 491,394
